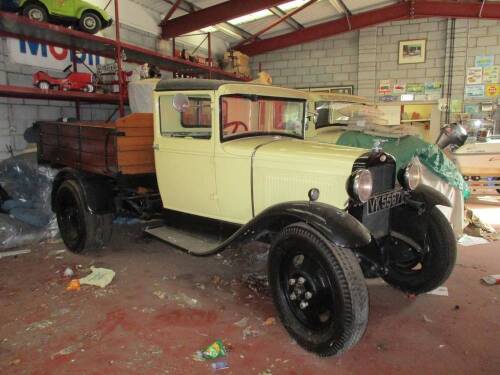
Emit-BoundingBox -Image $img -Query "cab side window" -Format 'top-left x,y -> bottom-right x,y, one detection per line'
159,95 -> 212,139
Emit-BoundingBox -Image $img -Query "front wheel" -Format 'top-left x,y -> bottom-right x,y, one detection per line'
55,180 -> 113,253
268,223 -> 369,356
79,12 -> 102,34
22,3 -> 48,23
382,206 -> 457,294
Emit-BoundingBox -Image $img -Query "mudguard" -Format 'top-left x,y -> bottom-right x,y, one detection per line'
51,168 -> 114,214
408,185 -> 451,211
201,201 -> 372,256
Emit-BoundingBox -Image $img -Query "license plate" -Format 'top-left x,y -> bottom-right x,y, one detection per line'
367,190 -> 404,215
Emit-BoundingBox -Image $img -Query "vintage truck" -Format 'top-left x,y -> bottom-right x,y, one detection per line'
37,79 -> 456,356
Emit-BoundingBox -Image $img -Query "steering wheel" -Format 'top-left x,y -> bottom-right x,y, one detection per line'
223,121 -> 248,134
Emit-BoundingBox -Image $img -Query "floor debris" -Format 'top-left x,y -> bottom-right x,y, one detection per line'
263,317 -> 276,326
242,325 -> 261,340
458,234 -> 490,246
170,292 -> 199,307
234,317 -> 249,328
26,320 -> 54,331
63,267 -> 75,277
0,249 -> 31,259
423,314 -> 433,323
79,266 -> 115,288
211,361 -> 229,370
66,278 -> 81,291
153,290 -> 166,299
481,274 -> 500,286
427,286 -> 449,296
202,339 -> 227,360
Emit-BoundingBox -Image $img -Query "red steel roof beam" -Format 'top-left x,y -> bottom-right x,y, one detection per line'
414,0 -> 500,19
239,2 -> 410,56
161,0 -> 290,39
234,0 -> 318,50
161,0 -> 182,26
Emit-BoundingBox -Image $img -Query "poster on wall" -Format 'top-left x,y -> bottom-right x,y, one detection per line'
406,83 -> 425,93
485,83 -> 500,97
7,38 -> 104,71
464,103 -> 480,114
378,80 -> 392,95
466,67 -> 483,84
475,55 -> 494,68
425,81 -> 442,100
464,85 -> 485,98
483,66 -> 499,83
393,83 -> 406,94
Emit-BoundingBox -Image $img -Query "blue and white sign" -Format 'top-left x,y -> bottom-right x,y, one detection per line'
7,38 -> 105,71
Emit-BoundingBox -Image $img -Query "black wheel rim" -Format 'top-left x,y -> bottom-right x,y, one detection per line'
388,235 -> 429,275
57,188 -> 84,249
279,247 -> 336,331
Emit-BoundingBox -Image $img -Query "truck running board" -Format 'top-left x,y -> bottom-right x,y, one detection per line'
145,225 -> 227,255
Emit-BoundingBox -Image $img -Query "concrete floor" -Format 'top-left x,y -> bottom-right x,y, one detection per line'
1,204 -> 500,375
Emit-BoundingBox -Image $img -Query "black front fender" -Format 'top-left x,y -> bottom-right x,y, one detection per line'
408,185 -> 451,211
201,201 -> 372,256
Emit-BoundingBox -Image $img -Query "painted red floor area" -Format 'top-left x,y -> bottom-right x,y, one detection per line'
1,222 -> 499,375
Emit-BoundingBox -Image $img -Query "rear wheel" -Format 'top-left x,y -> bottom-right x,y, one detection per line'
79,12 -> 102,34
382,207 -> 456,294
55,180 -> 113,253
22,3 -> 48,23
268,223 -> 369,356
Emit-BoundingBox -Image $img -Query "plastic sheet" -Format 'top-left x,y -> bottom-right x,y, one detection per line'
0,153 -> 59,249
336,131 -> 469,194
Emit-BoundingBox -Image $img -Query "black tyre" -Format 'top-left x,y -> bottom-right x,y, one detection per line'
55,180 -> 113,253
79,11 -> 102,34
268,223 -> 369,356
382,207 -> 456,294
22,3 -> 48,23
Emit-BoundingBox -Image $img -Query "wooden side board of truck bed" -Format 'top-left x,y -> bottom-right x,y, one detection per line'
38,113 -> 155,176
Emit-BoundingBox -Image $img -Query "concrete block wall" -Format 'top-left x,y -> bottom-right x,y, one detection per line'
359,18 -> 448,101
250,31 -> 359,88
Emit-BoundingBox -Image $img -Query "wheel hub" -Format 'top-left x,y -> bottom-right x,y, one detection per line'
288,276 -> 315,310
29,9 -> 43,21
84,17 -> 96,28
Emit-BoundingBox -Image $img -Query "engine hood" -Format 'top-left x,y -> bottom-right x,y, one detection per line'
245,137 -> 366,212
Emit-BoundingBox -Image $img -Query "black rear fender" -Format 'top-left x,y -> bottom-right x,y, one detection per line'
51,168 -> 115,214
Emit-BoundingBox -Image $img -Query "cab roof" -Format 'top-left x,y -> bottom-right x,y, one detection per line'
155,78 -> 236,92
155,79 -> 309,100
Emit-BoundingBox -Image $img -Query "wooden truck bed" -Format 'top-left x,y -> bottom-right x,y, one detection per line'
38,113 -> 155,176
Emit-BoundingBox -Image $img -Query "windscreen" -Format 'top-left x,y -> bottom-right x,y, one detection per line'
221,95 -> 305,140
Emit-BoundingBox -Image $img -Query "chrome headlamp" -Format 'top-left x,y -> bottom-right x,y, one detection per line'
400,162 -> 421,190
346,169 -> 373,203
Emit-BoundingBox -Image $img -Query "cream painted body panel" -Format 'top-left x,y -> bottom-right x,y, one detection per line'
253,139 -> 364,215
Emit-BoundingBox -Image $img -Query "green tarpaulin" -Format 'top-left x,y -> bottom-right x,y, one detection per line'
336,131 -> 469,196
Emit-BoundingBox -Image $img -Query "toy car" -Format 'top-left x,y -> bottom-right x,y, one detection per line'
33,66 -> 94,92
17,0 -> 112,34
38,79 -> 456,357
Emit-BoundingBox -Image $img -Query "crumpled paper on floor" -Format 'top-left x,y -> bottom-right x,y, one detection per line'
79,266 -> 115,288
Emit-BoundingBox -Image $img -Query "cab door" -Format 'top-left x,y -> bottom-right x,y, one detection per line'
49,0 -> 75,17
154,92 -> 219,219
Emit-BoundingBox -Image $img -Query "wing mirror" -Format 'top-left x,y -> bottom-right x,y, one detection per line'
172,93 -> 190,113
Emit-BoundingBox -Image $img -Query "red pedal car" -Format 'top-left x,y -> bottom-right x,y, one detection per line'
33,65 -> 95,92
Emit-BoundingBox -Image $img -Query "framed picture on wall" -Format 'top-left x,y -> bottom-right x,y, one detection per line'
398,39 -> 426,64
301,86 -> 354,95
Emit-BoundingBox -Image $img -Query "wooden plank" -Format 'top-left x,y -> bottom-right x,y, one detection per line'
115,113 -> 154,128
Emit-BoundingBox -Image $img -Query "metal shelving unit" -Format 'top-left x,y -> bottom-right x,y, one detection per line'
0,8 -> 248,117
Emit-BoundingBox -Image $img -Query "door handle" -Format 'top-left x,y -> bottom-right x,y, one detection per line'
153,144 -> 160,150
